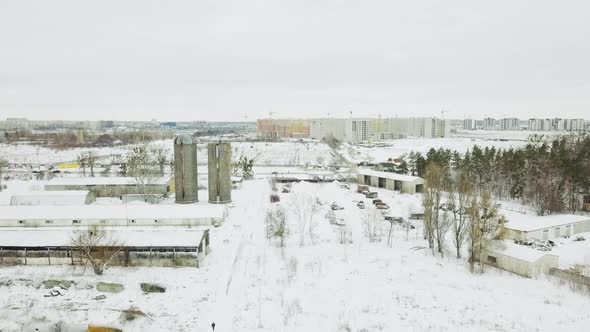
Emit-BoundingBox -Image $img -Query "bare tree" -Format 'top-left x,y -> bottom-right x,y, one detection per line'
449,172 -> 473,259
265,205 -> 289,250
127,146 -> 163,201
86,151 -> 97,177
77,153 -> 87,176
468,192 -> 504,273
151,146 -> 169,176
291,192 -> 318,247
71,226 -> 123,275
0,158 -> 7,192
423,163 -> 445,255
363,208 -> 384,243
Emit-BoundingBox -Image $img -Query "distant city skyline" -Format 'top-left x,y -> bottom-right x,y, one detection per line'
1,0 -> 589,121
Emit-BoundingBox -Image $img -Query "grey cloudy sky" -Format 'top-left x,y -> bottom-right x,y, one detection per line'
1,0 -> 589,121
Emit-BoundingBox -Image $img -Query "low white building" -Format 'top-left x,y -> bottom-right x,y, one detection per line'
502,210 -> 590,241
0,227 -> 211,268
45,176 -> 173,197
485,241 -> 559,278
357,169 -> 424,194
9,190 -> 95,206
0,204 -> 226,227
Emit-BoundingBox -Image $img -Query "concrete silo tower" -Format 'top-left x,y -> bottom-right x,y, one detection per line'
208,142 -> 232,204
174,134 -> 199,203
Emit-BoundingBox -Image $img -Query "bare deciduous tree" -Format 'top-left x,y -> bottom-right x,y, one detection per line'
86,151 -> 97,177
363,208 -> 384,243
423,163 -> 445,255
127,146 -> 163,201
71,226 -> 123,275
291,192 -> 318,247
468,192 -> 504,273
449,172 -> 473,258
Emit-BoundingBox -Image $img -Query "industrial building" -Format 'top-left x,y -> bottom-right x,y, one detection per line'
502,210 -> 590,241
484,241 -> 559,278
208,142 -> 232,203
357,169 -> 424,194
0,204 -> 226,227
0,227 -> 210,268
9,190 -> 95,206
174,134 -> 199,203
44,176 -> 172,198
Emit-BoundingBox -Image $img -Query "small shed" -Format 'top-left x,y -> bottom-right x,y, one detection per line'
485,241 -> 559,278
502,210 -> 590,241
357,168 -> 424,194
9,190 -> 95,206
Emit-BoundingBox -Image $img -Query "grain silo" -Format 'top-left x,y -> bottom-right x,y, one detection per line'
208,142 -> 232,203
174,134 -> 198,203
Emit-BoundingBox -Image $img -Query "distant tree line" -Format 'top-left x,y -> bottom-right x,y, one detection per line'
4,129 -> 174,149
404,133 -> 590,216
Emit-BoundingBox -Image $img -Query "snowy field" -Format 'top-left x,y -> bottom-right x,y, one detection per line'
1,180 -> 590,331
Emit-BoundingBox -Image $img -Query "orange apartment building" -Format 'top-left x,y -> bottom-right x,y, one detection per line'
256,119 -> 310,139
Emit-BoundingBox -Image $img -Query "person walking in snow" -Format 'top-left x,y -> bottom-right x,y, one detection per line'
211,322 -> 216,331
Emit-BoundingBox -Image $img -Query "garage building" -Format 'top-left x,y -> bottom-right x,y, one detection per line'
484,241 -> 559,278
502,210 -> 590,241
357,169 -> 424,194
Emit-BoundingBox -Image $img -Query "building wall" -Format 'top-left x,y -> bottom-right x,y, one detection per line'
485,251 -> 559,278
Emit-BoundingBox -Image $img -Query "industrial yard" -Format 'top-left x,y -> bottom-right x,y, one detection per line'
1,134 -> 590,331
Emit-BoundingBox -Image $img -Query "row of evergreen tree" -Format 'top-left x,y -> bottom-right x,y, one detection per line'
400,133 -> 590,215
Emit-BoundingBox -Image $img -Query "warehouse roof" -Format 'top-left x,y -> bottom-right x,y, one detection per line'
502,210 -> 590,232
46,176 -> 171,186
0,227 -> 208,247
0,204 -> 225,221
488,241 -> 556,263
357,168 -> 424,183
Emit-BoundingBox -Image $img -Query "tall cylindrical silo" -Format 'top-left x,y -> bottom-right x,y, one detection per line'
174,134 -> 198,203
208,142 -> 232,203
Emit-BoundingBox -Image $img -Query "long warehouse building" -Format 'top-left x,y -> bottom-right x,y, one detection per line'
0,204 -> 226,227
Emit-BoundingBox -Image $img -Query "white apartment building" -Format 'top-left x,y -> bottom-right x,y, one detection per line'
309,118 -> 347,140
500,118 -> 520,130
463,119 -> 476,130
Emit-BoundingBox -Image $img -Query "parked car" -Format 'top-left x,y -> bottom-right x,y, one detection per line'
331,202 -> 344,210
357,185 -> 370,193
364,191 -> 378,198
375,202 -> 390,210
340,183 -> 350,190
357,201 -> 365,209
282,187 -> 291,193
439,203 -> 455,211
270,194 -> 280,203
372,199 -> 383,205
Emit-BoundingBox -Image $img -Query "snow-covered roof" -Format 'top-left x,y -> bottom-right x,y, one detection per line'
10,190 -> 90,197
46,176 -> 171,186
0,204 -> 225,221
9,190 -> 92,206
502,210 -> 590,232
488,241 -> 556,263
0,227 -> 208,247
357,168 -> 424,183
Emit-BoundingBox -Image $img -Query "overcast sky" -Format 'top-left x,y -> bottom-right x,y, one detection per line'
1,0 -> 589,121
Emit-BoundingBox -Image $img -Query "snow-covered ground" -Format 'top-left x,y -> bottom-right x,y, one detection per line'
2,180 -> 590,331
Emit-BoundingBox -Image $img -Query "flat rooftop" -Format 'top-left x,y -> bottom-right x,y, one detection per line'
0,204 -> 226,221
0,227 -> 208,247
489,241 -> 555,263
502,210 -> 590,232
46,176 -> 171,186
357,168 -> 424,183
